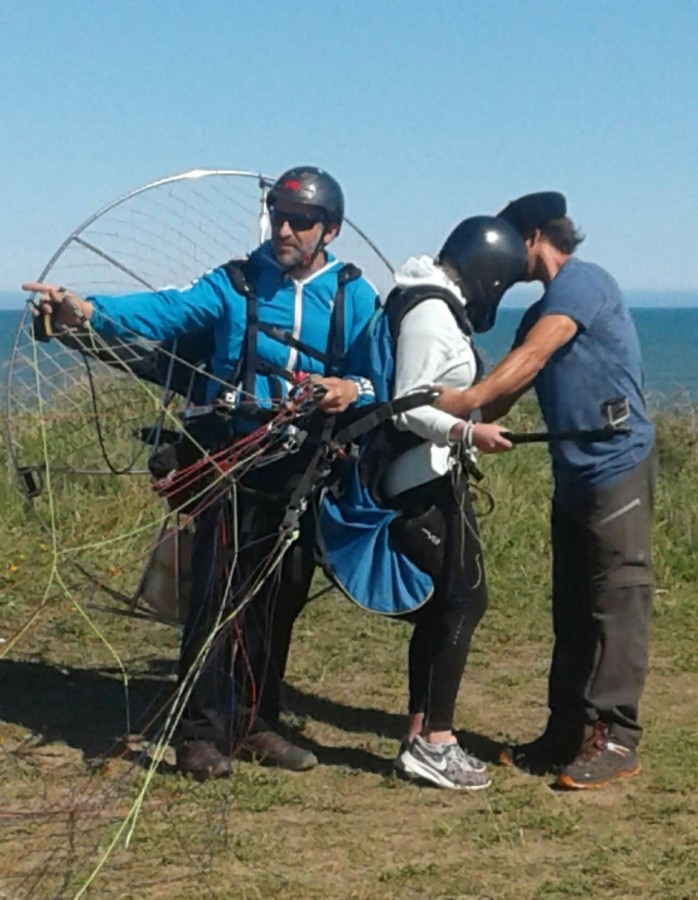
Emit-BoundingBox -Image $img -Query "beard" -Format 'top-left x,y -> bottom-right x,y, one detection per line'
272,238 -> 305,270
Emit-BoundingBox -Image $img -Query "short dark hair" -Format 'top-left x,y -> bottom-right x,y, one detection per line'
527,216 -> 584,254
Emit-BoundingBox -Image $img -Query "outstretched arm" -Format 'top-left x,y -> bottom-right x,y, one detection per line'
23,271 -> 228,344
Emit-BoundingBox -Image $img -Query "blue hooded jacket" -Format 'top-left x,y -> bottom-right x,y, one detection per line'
88,241 -> 378,410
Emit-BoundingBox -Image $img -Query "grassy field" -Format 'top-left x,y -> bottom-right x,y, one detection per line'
0,403 -> 696,899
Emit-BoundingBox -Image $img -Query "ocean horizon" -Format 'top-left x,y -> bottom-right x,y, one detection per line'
1,305 -> 696,407
3,287 -> 698,311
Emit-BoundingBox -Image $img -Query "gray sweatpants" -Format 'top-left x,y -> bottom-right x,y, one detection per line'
548,446 -> 657,750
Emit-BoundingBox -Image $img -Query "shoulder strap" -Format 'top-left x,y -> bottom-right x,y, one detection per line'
385,283 -> 484,382
385,284 -> 473,342
326,262 -> 362,374
226,259 -> 364,384
257,262 -> 362,373
222,258 -> 258,398
221,258 -> 368,395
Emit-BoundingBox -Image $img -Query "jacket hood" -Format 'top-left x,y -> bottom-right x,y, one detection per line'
393,255 -> 466,305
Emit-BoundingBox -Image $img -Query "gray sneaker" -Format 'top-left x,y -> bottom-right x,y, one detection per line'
395,735 -> 492,790
461,747 -> 487,773
394,737 -> 486,773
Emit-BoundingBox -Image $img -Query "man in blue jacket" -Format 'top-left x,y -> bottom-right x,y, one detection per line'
436,193 -> 656,790
26,166 -> 379,779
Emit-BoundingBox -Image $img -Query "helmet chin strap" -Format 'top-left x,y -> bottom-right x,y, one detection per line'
278,224 -> 327,274
301,223 -> 328,269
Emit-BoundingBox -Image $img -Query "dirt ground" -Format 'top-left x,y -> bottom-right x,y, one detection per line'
1,585 -> 697,900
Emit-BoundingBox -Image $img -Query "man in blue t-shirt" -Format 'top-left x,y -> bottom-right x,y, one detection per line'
437,192 -> 656,790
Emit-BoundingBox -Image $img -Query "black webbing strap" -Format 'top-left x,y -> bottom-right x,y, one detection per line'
385,284 -> 473,342
332,389 -> 438,446
224,259 -> 363,396
222,259 -> 257,399
385,283 -> 485,382
255,359 -> 297,383
326,263 -> 362,375
278,390 -> 439,538
258,322 -> 331,366
280,415 -> 337,535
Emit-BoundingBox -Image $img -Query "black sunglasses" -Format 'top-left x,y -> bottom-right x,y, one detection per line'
270,208 -> 322,232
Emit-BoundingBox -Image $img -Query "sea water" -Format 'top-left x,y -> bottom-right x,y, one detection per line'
1,306 -> 697,406
476,307 -> 697,406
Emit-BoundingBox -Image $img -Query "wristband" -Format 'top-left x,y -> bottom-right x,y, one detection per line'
462,422 -> 474,450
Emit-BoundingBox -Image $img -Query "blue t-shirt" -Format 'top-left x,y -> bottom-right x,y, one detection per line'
515,257 -> 655,491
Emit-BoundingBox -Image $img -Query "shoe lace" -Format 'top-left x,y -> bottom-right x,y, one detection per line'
444,742 -> 478,773
578,721 -> 609,761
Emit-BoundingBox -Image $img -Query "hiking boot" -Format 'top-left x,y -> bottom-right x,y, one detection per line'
240,730 -> 318,771
555,722 -> 640,790
176,740 -> 232,782
395,735 -> 492,791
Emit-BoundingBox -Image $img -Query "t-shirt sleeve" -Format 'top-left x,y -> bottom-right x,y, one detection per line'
512,302 -> 541,349
539,265 -> 602,332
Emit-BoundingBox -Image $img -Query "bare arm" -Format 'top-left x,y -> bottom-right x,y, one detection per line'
479,386 -> 529,422
436,314 -> 579,418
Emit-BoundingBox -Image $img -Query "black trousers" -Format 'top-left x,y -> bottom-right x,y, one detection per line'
177,458 -> 315,746
396,476 -> 489,732
548,446 -> 657,750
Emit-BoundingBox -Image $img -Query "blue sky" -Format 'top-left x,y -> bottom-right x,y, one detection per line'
2,1 -> 697,301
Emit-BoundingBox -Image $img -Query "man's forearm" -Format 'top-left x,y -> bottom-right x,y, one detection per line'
480,392 -> 522,422
456,344 -> 546,415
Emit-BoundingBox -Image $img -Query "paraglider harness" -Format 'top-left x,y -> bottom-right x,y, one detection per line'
317,283 -> 484,616
139,257 -> 364,520
354,283 -> 484,504
140,261 -> 438,539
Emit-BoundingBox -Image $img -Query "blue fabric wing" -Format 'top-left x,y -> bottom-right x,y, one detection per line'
319,464 -> 433,616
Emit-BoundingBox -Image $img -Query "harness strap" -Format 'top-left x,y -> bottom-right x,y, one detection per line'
258,322 -> 331,366
332,389 -> 438,446
280,415 -> 337,535
222,259 -> 258,398
224,260 -> 364,399
255,359 -> 297,383
385,283 -> 485,382
326,263 -> 362,375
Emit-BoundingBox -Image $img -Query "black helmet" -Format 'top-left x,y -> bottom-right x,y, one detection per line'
266,166 -> 344,231
436,215 -> 527,333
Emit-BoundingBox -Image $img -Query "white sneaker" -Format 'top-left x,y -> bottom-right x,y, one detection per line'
395,735 -> 491,790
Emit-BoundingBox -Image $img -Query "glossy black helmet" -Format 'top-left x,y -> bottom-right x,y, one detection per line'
266,166 -> 344,230
436,215 -> 527,333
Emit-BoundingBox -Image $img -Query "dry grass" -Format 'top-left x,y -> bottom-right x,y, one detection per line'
1,403 -> 697,899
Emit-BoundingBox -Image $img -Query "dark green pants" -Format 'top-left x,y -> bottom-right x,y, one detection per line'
548,446 -> 657,750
